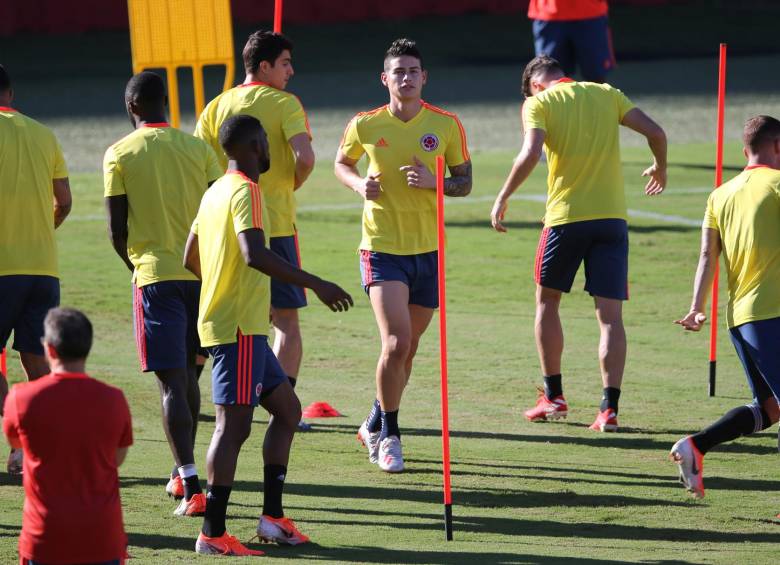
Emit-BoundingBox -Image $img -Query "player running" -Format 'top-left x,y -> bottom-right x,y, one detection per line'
184,114 -> 352,555
104,72 -> 223,515
490,55 -> 667,431
0,64 -> 72,474
334,38 -> 472,473
672,115 -> 780,500
195,30 -> 316,430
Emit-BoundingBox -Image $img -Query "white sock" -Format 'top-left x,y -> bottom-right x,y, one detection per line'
178,463 -> 198,479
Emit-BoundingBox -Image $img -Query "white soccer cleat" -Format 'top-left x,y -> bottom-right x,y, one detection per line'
670,436 -> 705,499
357,422 -> 380,464
378,435 -> 404,473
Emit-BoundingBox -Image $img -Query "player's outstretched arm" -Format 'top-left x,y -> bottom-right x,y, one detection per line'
334,150 -> 381,200
621,108 -> 667,195
53,177 -> 72,228
183,231 -> 201,279
289,132 -> 315,190
105,195 -> 135,272
238,228 -> 353,312
491,128 -> 545,232
675,227 -> 721,331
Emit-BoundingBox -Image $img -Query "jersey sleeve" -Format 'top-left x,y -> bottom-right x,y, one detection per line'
194,102 -> 227,169
339,116 -> 365,161
191,215 -> 199,235
102,145 -> 126,197
2,387 -> 22,449
613,87 -> 636,121
282,96 -> 312,141
52,138 -> 69,179
204,145 -> 223,183
445,115 -> 470,167
522,97 -> 546,132
116,391 -> 133,448
703,194 -> 719,231
231,183 -> 264,234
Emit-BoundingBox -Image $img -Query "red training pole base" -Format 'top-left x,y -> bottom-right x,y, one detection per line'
709,360 -> 716,397
444,503 -> 453,541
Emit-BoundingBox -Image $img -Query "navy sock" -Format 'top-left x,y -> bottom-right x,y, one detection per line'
263,464 -> 287,519
600,387 -> 621,414
380,410 -> 400,441
183,474 -> 202,500
692,404 -> 770,454
171,464 -> 179,479
202,485 -> 231,538
365,399 -> 381,433
543,374 -> 562,399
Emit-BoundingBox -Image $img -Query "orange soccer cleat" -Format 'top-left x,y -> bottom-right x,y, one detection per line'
195,531 -> 265,556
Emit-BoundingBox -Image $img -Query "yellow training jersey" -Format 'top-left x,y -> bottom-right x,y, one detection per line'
339,102 -> 470,254
194,82 -> 311,238
703,165 -> 780,328
193,171 -> 270,346
0,107 -> 68,277
103,123 -> 223,287
522,79 -> 635,227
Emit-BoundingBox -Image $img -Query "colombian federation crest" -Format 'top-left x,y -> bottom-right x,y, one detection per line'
420,133 -> 439,152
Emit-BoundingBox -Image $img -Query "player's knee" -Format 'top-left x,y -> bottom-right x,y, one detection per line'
383,333 -> 411,361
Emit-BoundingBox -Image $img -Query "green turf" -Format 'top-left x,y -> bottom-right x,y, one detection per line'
1,137 -> 779,564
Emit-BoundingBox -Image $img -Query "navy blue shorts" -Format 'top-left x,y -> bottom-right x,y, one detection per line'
0,275 -> 59,355
133,280 -> 201,372
729,317 -> 780,404
209,333 -> 287,406
535,219 -> 628,300
532,15 -> 615,82
270,235 -> 307,310
359,250 -> 438,309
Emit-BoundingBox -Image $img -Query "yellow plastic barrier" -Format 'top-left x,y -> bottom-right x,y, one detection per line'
127,0 -> 235,127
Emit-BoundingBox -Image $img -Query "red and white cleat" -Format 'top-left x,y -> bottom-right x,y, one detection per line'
165,474 -> 184,500
670,436 -> 705,499
589,409 -> 618,432
524,388 -> 568,422
195,531 -> 264,556
257,515 -> 310,545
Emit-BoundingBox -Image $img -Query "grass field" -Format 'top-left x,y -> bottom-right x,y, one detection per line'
1,28 -> 780,564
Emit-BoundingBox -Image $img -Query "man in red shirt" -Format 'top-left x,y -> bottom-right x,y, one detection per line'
3,308 -> 132,565
528,0 -> 615,83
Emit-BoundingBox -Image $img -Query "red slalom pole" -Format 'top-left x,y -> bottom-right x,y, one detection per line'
1,348 -> 6,377
273,0 -> 283,33
435,155 -> 453,541
709,43 -> 727,397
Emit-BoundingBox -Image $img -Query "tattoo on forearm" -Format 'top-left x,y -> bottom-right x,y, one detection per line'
443,161 -> 472,197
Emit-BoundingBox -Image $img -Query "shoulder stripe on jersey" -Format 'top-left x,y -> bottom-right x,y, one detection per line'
422,102 -> 470,161
339,105 -> 388,149
250,184 -> 263,228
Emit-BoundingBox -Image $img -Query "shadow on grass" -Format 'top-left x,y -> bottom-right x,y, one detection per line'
309,422 -> 775,455
628,161 -> 744,173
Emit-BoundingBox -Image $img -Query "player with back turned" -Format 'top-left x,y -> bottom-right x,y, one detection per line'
672,116 -> 780,502
334,38 -> 472,473
184,114 -> 352,555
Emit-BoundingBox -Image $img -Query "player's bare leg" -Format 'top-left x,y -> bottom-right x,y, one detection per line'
525,286 -> 568,422
19,351 -> 49,381
271,308 -> 308,430
590,296 -> 625,431
403,304 -> 435,385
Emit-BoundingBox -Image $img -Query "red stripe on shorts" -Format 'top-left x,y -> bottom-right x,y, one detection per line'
361,250 -> 373,286
134,285 -> 148,370
534,228 -> 550,284
237,331 -> 245,404
246,334 -> 254,402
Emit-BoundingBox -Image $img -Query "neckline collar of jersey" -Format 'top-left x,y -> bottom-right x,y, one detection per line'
744,164 -> 774,171
0,106 -> 17,112
550,77 -> 575,89
141,122 -> 170,128
240,80 -> 271,88
385,100 -> 427,126
50,371 -> 89,379
227,169 -> 256,184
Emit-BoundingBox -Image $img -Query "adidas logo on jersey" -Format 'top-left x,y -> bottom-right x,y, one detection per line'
375,138 -> 389,147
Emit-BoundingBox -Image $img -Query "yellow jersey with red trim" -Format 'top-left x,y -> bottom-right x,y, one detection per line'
523,79 -> 635,227
103,123 -> 223,287
194,82 -> 311,238
703,165 -> 780,328
339,102 -> 470,254
0,107 -> 68,277
193,171 -> 271,346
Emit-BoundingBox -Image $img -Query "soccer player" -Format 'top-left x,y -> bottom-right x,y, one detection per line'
184,114 -> 352,555
0,64 -> 72,475
672,115 -> 780,500
3,308 -> 132,565
334,38 -> 472,473
104,71 -> 223,515
528,0 -> 615,83
490,55 -> 667,431
195,31 -> 315,430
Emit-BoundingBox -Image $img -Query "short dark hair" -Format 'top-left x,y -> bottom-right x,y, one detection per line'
44,308 -> 93,361
521,55 -> 564,98
0,64 -> 11,93
743,115 -> 780,153
384,38 -> 423,69
219,114 -> 265,153
242,30 -> 293,74
124,71 -> 166,106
